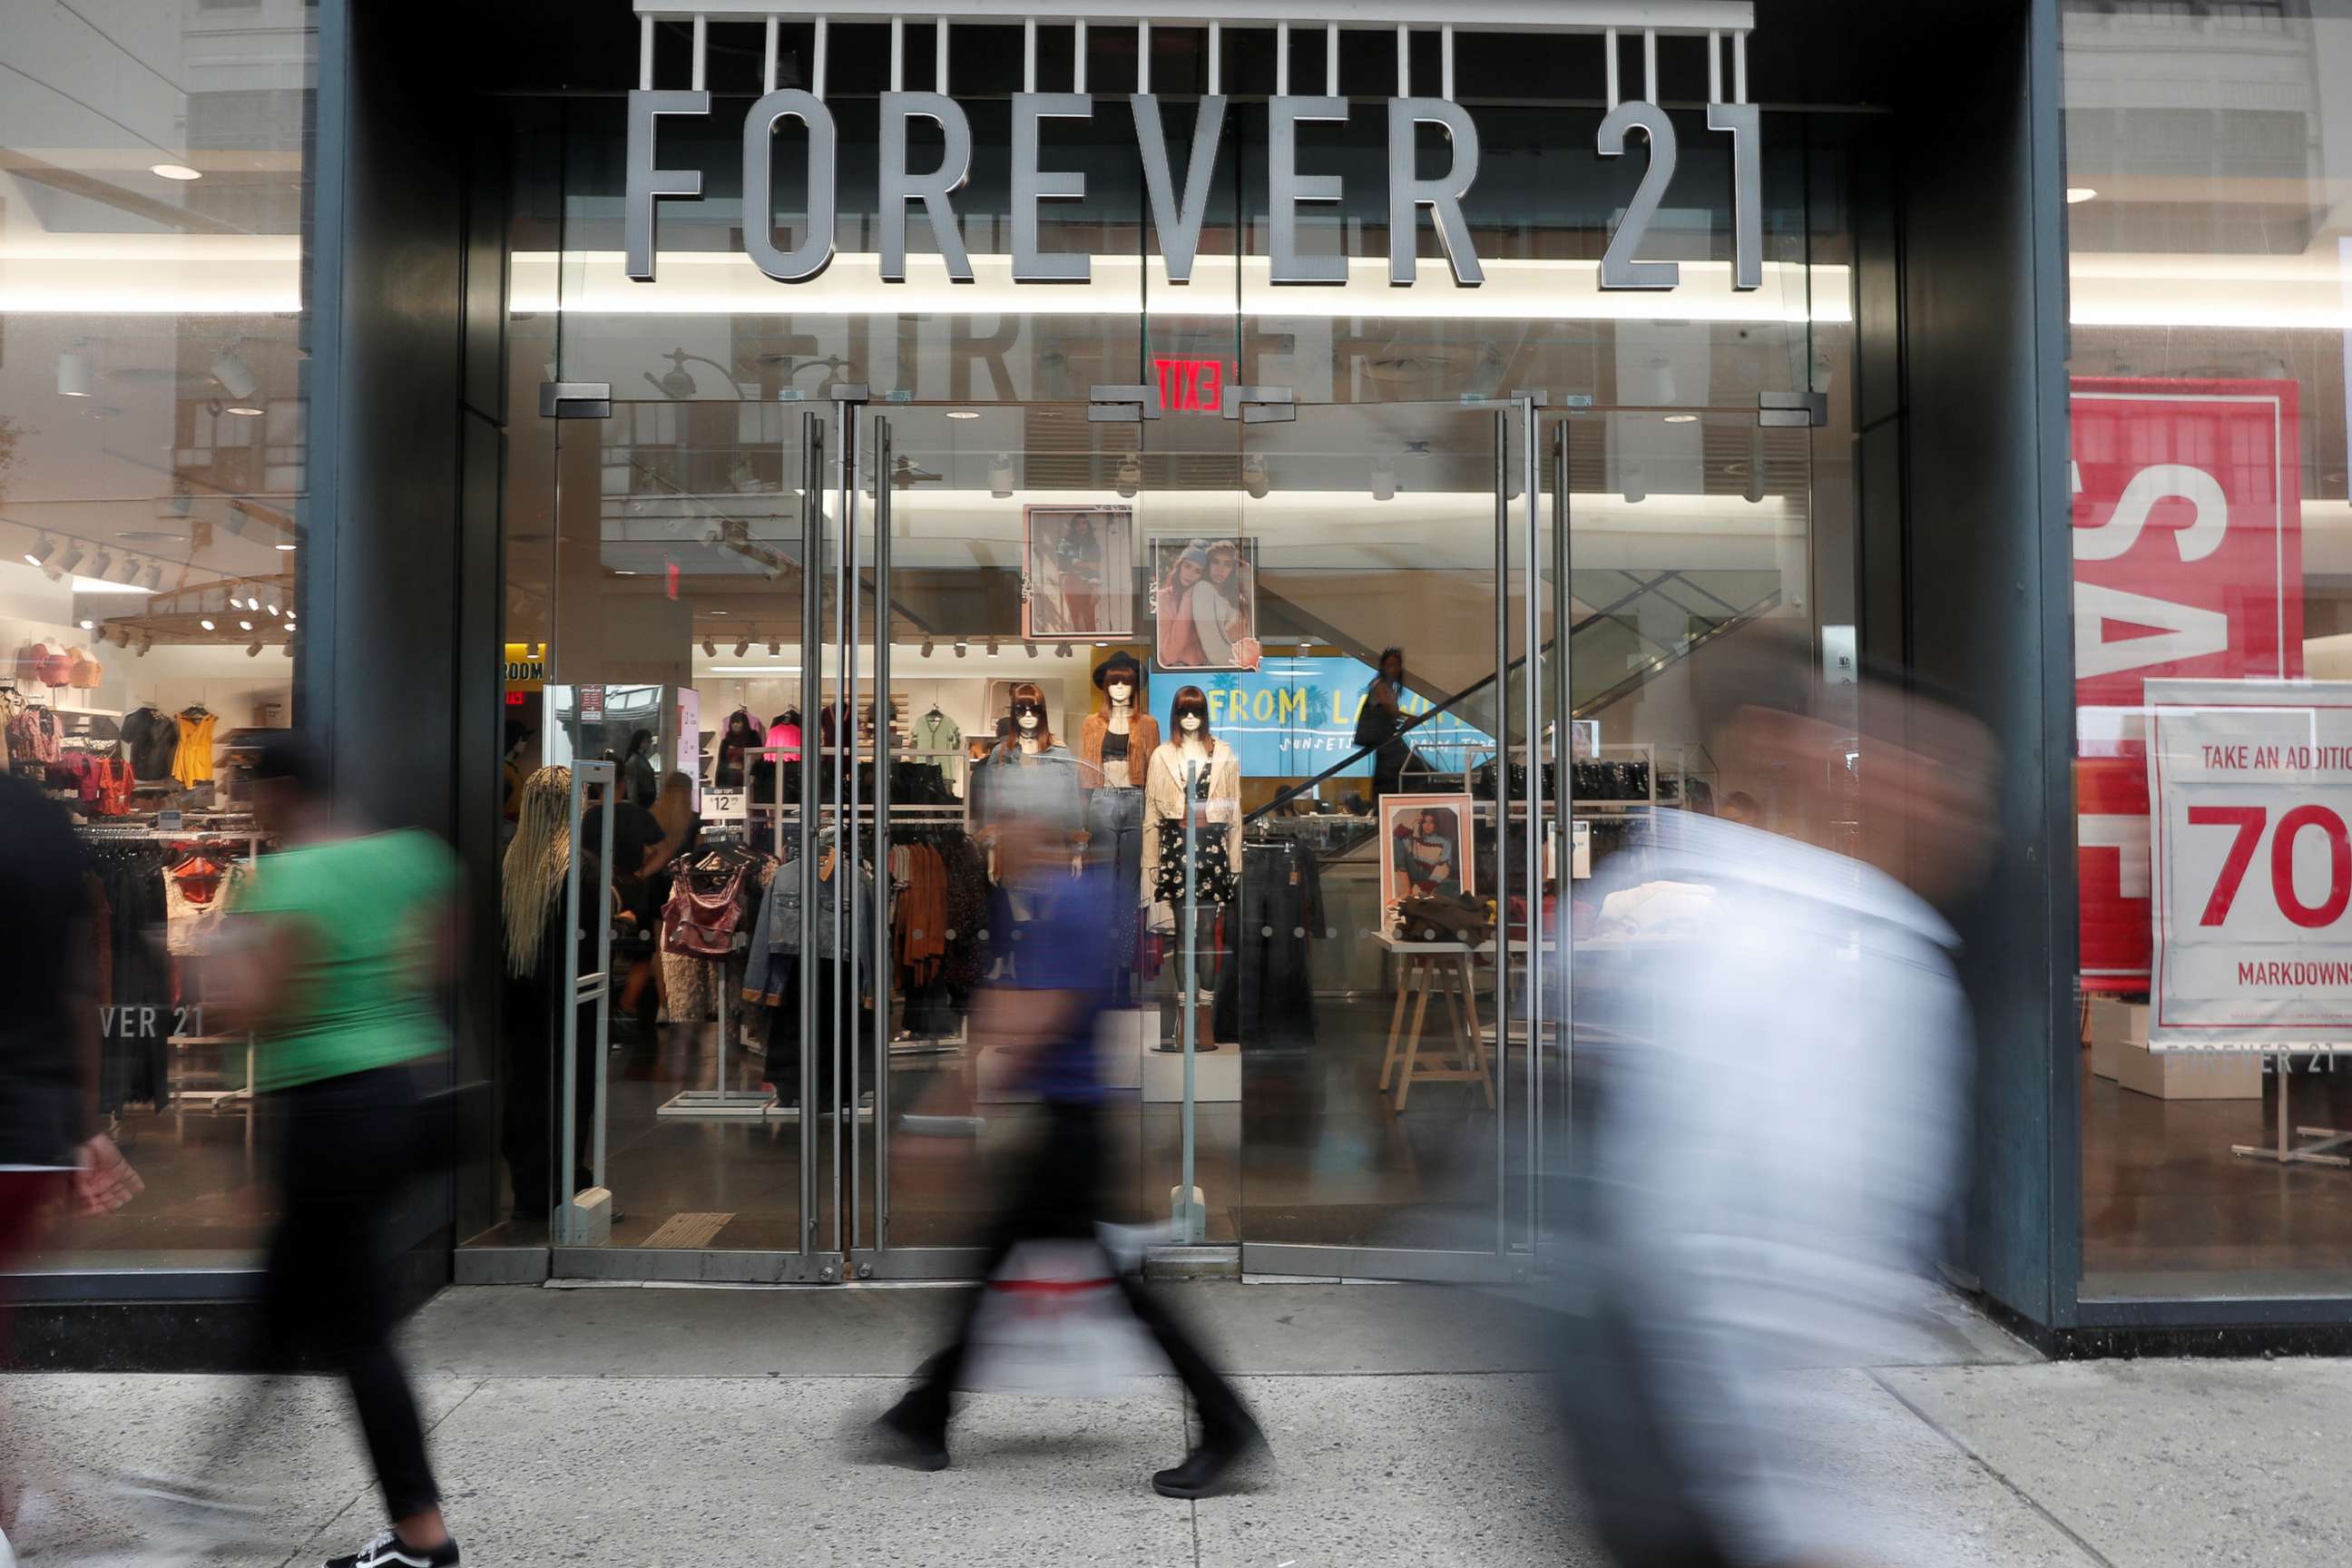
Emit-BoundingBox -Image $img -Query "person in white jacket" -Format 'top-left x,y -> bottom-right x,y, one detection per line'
1556,644 -> 1995,1568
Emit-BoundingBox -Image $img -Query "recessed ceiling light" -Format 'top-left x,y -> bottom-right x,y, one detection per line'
946,409 -> 980,420
614,569 -> 638,575
200,618 -> 215,631
152,163 -> 202,181
77,618 -> 93,630
224,405 -> 263,417
238,619 -> 253,631
1663,414 -> 1699,423
2066,186 -> 2097,204
274,543 -> 297,551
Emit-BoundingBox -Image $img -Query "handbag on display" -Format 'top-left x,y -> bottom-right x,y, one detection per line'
661,861 -> 749,957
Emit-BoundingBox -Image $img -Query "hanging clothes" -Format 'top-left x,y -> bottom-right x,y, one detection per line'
908,709 -> 960,755
83,838 -> 175,1111
172,709 -> 218,788
164,853 -> 250,956
120,704 -> 181,781
1215,839 -> 1325,1048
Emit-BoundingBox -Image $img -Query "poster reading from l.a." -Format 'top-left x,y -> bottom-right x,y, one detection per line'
2073,378 -> 2304,993
2146,678 -> 2352,1050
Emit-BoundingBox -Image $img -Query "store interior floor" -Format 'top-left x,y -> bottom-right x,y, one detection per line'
459,993 -> 1507,1256
56,1003 -> 2352,1304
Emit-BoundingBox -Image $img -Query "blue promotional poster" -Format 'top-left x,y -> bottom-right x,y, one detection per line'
1185,657 -> 1493,779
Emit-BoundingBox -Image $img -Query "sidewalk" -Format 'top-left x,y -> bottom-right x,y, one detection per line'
5,1279 -> 2340,1566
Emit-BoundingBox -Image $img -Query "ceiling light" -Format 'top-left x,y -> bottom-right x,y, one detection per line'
85,551 -> 112,581
989,453 -> 1014,500
24,538 -> 54,569
947,409 -> 980,420
614,568 -> 638,575
1056,642 -> 1073,659
113,554 -> 142,584
274,542 -> 297,552
986,638 -> 1002,658
200,618 -> 215,631
1370,460 -> 1396,503
1242,454 -> 1269,501
247,640 -> 263,657
1663,414 -> 1699,424
954,638 -> 968,659
56,352 -> 92,397
224,405 -> 263,417
733,638 -> 751,657
1745,426 -> 1768,505
210,348 -> 257,401
76,617 -> 93,630
768,640 -> 781,655
266,603 -> 280,617
282,641 -> 293,657
152,162 -> 202,181
702,638 -> 717,656
1622,464 -> 1645,505
1024,641 -> 1038,658
1115,453 -> 1141,500
138,633 -> 152,656
142,561 -> 165,590
55,546 -> 86,577
2066,186 -> 2097,204
239,619 -> 253,631
920,637 -> 935,658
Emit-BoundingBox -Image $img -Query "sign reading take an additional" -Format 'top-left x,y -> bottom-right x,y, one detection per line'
2146,678 -> 2352,1050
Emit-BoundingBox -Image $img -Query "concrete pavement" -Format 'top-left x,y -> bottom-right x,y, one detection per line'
2,1280 -> 2336,1566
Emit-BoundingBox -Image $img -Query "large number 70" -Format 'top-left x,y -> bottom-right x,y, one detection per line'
2189,805 -> 2352,928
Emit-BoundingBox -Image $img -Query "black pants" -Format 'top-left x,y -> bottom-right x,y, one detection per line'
1373,740 -> 1410,800
894,1101 -> 1255,1445
256,1065 -> 439,1520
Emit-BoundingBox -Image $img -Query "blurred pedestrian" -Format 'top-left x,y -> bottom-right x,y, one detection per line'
174,733 -> 464,1568
1358,648 -> 1411,799
870,816 -> 1265,1498
1557,646 -> 1994,1567
0,770 -> 142,1563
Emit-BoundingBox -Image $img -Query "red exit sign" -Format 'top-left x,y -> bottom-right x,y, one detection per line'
1153,357 -> 1226,414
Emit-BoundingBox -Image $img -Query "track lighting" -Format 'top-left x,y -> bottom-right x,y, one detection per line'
115,554 -> 143,584
86,551 -> 112,581
954,638 -> 968,659
1024,641 -> 1038,658
702,638 -> 717,657
142,561 -> 165,590
920,637 -> 935,658
56,351 -> 92,398
283,640 -> 294,657
985,638 -> 1001,658
137,633 -> 152,656
1370,459 -> 1396,503
1114,453 -> 1141,500
23,538 -> 54,570
989,453 -> 1014,500
1622,464 -> 1645,505
734,638 -> 750,657
246,640 -> 263,658
1744,426 -> 1767,505
1056,642 -> 1074,660
768,641 -> 780,656
55,546 -> 86,578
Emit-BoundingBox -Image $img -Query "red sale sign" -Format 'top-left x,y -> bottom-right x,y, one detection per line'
2072,378 -> 2303,992
2146,679 -> 2352,1048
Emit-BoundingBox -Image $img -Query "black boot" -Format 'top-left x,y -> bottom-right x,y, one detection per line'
1151,1421 -> 1266,1500
868,1396 -> 949,1472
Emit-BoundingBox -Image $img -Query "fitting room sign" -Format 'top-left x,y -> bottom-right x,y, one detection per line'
2072,379 -> 2304,992
2145,679 -> 2352,1049
624,84 -> 1761,293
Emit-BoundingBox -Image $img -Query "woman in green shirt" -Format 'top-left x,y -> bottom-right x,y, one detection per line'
201,732 -> 464,1568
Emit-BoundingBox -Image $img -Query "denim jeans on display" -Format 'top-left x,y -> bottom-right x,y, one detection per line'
1087,786 -> 1146,1004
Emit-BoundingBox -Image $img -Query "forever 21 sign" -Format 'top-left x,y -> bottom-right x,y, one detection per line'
625,89 -> 1762,294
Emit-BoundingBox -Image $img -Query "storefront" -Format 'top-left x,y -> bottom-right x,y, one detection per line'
11,0 -> 2348,1360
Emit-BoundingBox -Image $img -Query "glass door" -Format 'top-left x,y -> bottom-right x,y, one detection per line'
1228,397 -> 1540,1284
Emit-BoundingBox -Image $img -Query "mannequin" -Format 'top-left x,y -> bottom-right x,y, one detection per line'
972,680 -> 1083,846
1142,686 -> 1240,1050
1075,652 -> 1161,1003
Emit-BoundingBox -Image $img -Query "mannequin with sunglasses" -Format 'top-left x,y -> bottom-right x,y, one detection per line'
1141,685 -> 1240,1051
971,681 -> 1083,868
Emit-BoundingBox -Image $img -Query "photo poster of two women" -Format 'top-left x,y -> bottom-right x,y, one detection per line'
1020,505 -> 1136,641
1381,794 -> 1473,910
1150,535 -> 1262,672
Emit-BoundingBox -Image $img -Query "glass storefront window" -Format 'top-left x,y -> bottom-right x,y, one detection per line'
3,5 -> 316,1269
2065,0 -> 2352,1298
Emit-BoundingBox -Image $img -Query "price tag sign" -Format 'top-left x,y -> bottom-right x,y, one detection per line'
705,788 -> 747,822
2147,678 -> 2352,1049
157,809 -> 184,832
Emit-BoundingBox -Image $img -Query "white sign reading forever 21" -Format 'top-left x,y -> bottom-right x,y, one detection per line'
625,90 -> 1762,294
